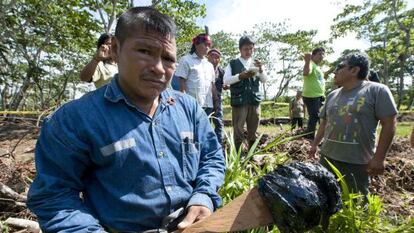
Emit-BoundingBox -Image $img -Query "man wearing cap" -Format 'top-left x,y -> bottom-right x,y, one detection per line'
224,36 -> 267,152
207,48 -> 228,144
175,34 -> 217,115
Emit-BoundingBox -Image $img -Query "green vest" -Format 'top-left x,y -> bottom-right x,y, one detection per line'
229,59 -> 262,106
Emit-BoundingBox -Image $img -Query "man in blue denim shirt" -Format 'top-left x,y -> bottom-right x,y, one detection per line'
27,7 -> 225,233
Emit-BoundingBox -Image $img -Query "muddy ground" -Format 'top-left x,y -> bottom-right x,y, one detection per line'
0,114 -> 413,231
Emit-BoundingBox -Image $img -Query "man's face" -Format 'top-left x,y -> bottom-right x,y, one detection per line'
207,52 -> 221,67
195,42 -> 210,57
333,61 -> 353,86
240,44 -> 254,59
312,51 -> 325,64
112,30 -> 176,103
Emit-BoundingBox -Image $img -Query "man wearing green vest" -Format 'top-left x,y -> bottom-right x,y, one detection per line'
223,36 -> 267,152
302,47 -> 326,140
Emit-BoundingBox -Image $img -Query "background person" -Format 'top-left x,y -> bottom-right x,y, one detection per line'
175,33 -> 217,115
308,52 -> 397,195
223,36 -> 267,152
302,47 -> 326,140
290,90 -> 306,131
80,33 -> 118,88
27,7 -> 225,232
207,48 -> 228,144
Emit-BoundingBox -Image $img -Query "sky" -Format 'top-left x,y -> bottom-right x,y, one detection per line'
197,0 -> 369,61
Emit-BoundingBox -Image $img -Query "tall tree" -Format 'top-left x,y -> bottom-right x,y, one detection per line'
0,0 -> 207,111
251,22 -> 330,99
0,0 -> 98,111
210,31 -> 239,67
331,0 -> 414,109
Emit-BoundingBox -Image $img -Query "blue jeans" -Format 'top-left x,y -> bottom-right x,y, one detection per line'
303,96 -> 324,139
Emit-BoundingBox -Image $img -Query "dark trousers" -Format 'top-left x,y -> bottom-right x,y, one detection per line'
203,107 -> 214,116
291,117 -> 303,129
302,96 -> 323,139
204,107 -> 224,144
212,103 -> 224,143
320,155 -> 369,196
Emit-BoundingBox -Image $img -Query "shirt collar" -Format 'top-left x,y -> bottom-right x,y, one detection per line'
104,74 -> 171,109
238,57 -> 252,66
191,52 -> 206,60
104,74 -> 125,103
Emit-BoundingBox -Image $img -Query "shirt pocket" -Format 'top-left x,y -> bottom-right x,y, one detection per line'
180,132 -> 200,182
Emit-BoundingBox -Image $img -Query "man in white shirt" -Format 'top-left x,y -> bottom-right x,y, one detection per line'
175,34 -> 216,115
223,36 -> 267,152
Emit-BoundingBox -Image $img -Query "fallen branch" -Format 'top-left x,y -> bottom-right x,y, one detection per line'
0,197 -> 26,207
4,217 -> 41,233
0,181 -> 27,202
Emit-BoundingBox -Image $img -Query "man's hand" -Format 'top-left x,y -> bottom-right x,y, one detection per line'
94,44 -> 111,62
304,53 -> 311,62
308,144 -> 318,160
177,205 -> 211,229
254,59 -> 263,73
366,155 -> 385,176
239,70 -> 255,80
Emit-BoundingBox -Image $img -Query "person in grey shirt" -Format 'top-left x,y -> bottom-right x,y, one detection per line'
308,52 -> 397,195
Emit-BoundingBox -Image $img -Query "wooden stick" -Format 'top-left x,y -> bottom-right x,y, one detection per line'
0,181 -> 27,202
4,218 -> 41,233
181,188 -> 273,232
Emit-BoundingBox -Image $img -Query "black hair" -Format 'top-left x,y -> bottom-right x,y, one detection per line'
97,33 -> 112,49
368,70 -> 380,83
312,47 -> 325,56
190,44 -> 196,54
239,36 -> 255,50
115,7 -> 176,47
343,52 -> 370,80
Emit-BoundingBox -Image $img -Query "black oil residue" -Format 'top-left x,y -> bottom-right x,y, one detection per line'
257,162 -> 342,233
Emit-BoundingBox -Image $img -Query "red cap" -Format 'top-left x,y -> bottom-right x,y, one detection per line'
192,34 -> 212,46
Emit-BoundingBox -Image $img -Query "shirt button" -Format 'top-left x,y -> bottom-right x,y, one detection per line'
166,186 -> 172,192
158,151 -> 165,158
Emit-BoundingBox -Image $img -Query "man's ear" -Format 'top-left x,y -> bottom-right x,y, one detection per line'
111,38 -> 119,62
351,66 -> 360,78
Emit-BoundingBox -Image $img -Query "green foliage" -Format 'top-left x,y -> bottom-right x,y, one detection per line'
154,0 -> 207,58
210,31 -> 239,67
223,102 -> 290,120
0,0 -> 207,111
250,22 -> 332,99
0,0 -> 99,110
331,0 -> 414,108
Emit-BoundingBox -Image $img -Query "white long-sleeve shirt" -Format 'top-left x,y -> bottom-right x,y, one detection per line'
223,57 -> 267,85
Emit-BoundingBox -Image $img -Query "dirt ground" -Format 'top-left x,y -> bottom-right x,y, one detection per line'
0,114 -> 413,231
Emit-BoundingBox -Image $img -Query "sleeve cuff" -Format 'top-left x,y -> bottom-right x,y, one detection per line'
187,193 -> 214,212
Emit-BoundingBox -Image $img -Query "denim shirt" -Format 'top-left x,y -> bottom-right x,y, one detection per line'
27,77 -> 226,232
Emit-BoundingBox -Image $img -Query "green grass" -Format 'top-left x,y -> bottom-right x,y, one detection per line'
396,122 -> 413,138
223,102 -> 290,120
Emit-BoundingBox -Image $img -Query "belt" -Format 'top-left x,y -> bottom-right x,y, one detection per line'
106,207 -> 186,233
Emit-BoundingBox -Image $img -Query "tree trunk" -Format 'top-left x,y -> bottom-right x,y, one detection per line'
9,77 -> 32,111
